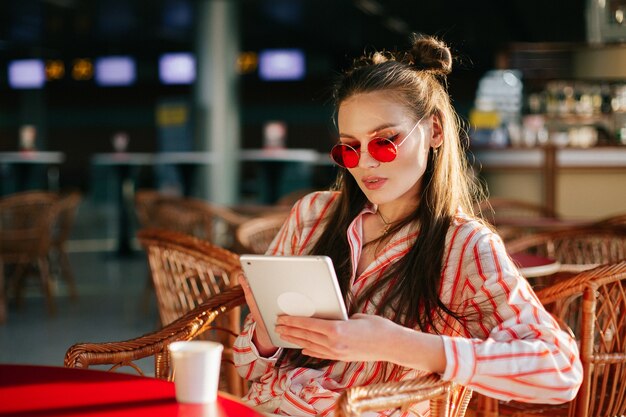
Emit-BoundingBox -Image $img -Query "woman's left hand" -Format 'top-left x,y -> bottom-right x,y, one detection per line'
275,313 -> 398,363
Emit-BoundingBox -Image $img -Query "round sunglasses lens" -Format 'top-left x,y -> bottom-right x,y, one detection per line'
331,145 -> 359,168
369,138 -> 397,162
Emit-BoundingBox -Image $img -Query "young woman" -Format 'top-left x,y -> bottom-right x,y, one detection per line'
234,35 -> 582,416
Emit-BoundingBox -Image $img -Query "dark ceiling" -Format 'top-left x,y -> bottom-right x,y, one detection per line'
0,0 -> 587,73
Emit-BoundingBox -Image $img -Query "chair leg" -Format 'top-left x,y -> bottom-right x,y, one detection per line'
12,261 -> 29,309
0,262 -> 6,324
37,257 -> 56,315
141,271 -> 155,315
475,394 -> 499,417
59,249 -> 79,300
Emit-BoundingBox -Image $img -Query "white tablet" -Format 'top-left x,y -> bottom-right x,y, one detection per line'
239,254 -> 349,349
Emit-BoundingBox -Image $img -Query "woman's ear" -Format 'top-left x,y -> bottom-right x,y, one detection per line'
430,113 -> 444,149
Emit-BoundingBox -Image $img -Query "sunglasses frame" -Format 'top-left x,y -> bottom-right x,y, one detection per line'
330,116 -> 424,169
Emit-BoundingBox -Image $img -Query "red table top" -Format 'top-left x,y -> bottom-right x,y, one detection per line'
0,364 -> 263,417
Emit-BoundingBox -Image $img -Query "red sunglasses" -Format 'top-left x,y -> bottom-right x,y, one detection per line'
330,118 -> 423,169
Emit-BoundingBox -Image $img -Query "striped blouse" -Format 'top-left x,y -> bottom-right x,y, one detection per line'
233,191 -> 582,416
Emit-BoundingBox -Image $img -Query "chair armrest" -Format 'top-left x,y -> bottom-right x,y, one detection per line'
64,286 -> 245,379
335,373 -> 471,417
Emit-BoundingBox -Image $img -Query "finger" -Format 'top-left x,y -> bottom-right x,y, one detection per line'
275,323 -> 329,342
238,274 -> 249,289
278,332 -> 332,358
276,316 -> 336,336
276,324 -> 332,349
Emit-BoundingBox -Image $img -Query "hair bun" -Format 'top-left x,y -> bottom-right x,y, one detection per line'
404,34 -> 452,75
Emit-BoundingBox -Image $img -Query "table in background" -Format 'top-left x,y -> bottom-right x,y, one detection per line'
0,364 -> 263,417
153,152 -> 215,197
240,149 -> 321,204
91,153 -> 153,255
0,151 -> 65,195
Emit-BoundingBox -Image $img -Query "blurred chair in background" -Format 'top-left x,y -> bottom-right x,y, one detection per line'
134,189 -> 250,250
136,228 -> 246,396
490,261 -> 626,417
475,197 -> 559,221
505,226 -> 626,275
235,211 -> 290,254
49,190 -> 82,300
275,187 -> 313,207
475,197 -> 560,241
592,212 -> 626,229
65,286 -> 246,389
0,191 -> 61,323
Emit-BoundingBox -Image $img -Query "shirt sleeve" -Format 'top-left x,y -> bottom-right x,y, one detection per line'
233,314 -> 283,381
440,232 -> 583,404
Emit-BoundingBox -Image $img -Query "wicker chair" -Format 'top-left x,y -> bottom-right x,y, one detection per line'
49,190 -> 82,300
235,211 -> 290,254
474,227 -> 626,416
134,189 -> 250,250
136,228 -> 247,396
275,187 -> 313,207
336,373 -> 472,417
0,191 -> 61,322
65,286 -> 246,381
505,226 -> 626,274
592,212 -> 626,229
491,260 -> 626,417
475,197 -> 558,221
64,278 -> 471,416
474,197 -> 560,241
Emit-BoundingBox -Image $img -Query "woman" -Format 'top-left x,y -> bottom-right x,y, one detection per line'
234,34 -> 582,416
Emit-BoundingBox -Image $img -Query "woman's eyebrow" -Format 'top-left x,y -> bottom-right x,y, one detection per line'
338,123 -> 398,139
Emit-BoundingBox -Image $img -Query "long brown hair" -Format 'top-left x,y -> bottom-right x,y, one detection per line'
279,34 -> 483,369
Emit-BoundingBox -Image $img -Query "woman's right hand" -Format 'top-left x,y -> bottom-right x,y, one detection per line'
238,273 -> 279,357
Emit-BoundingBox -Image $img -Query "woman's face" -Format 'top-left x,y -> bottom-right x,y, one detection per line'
337,91 -> 434,207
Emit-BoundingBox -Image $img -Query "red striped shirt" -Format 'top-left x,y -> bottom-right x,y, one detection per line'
233,191 -> 582,416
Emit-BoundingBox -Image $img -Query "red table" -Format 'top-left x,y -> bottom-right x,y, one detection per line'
0,364 -> 263,417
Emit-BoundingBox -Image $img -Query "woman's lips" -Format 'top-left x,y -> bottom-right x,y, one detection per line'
362,177 -> 387,190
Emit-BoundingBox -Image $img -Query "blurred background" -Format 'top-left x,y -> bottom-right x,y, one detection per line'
2,0 -> 624,212
1,0 -> 625,368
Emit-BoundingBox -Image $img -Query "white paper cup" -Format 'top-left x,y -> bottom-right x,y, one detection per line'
169,341 -> 224,404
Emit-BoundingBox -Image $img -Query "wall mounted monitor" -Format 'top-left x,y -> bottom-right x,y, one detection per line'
8,59 -> 46,89
95,56 -> 136,86
159,52 -> 196,84
258,49 -> 305,81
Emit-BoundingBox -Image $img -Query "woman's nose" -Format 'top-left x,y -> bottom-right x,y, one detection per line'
357,148 -> 380,168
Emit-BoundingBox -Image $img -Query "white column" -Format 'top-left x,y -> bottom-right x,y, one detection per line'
195,0 -> 240,205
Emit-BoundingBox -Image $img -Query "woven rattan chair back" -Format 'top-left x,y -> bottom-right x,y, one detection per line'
593,212 -> 626,229
505,227 -> 626,273
235,212 -> 289,254
496,261 -> 626,417
0,191 -> 61,322
475,197 -> 558,223
137,228 -> 246,395
135,189 -> 249,249
275,188 -> 313,207
65,286 -> 246,389
474,197 -> 559,241
336,373 -> 472,417
137,228 -> 240,324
